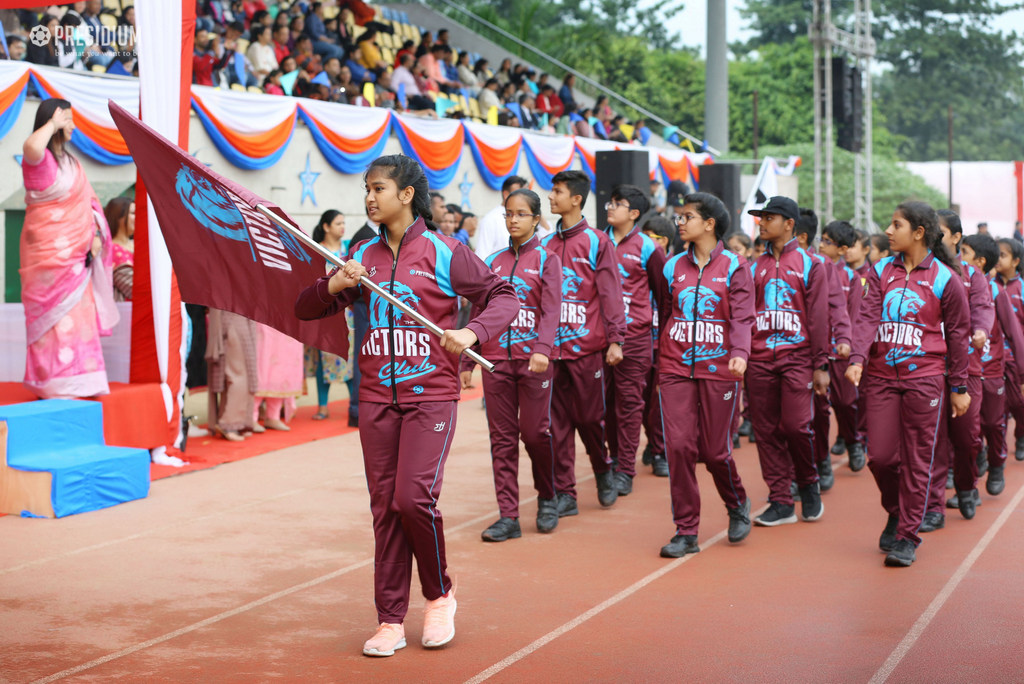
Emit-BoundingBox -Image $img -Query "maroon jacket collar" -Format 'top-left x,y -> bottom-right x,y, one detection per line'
555,216 -> 588,237
767,237 -> 800,258
378,215 -> 428,244
684,240 -> 726,267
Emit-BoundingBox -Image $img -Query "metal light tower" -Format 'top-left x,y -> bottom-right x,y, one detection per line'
810,0 -> 875,229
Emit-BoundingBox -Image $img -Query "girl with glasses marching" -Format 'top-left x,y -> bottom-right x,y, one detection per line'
460,189 -> 564,541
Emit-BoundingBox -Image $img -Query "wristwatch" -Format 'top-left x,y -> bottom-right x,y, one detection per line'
951,385 -> 968,394
817,363 -> 828,372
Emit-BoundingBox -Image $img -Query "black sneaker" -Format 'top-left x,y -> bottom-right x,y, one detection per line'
817,459 -> 834,492
884,538 -> 916,567
748,430 -> 757,443
481,517 -> 521,542
1017,436 -> 1024,461
596,471 -> 618,507
848,443 -> 866,472
727,499 -> 751,543
919,511 -> 945,533
754,501 -> 797,526
945,470 -> 955,490
613,471 -> 633,496
879,514 -> 898,552
660,534 -> 700,558
790,481 -> 801,501
831,436 -> 847,456
536,498 -> 559,533
641,444 -> 653,466
798,483 -> 824,521
652,455 -> 669,477
738,419 -> 752,437
987,464 -> 1005,496
556,492 -> 578,518
956,488 -> 980,520
977,447 -> 988,477
733,434 -> 741,449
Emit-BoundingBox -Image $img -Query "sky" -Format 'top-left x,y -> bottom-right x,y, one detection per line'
661,0 -> 1024,57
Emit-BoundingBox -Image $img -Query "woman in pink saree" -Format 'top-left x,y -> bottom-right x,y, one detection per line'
20,98 -> 118,399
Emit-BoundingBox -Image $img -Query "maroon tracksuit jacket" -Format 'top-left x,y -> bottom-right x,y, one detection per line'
827,258 -> 866,448
748,239 -> 830,504
852,252 -> 970,547
604,224 -> 667,478
1000,275 -> 1024,442
979,277 -> 1024,470
295,216 -> 519,623
659,241 -> 753,534
462,235 -> 563,517
931,262 -> 995,507
812,253 -> 856,466
541,217 -> 627,497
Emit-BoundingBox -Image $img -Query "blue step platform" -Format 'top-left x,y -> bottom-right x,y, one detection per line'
0,399 -> 150,518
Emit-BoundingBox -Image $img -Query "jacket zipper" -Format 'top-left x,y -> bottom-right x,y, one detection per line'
388,236 -> 404,405
773,256 -> 780,362
895,270 -> 909,382
507,244 -> 522,361
690,256 -> 706,379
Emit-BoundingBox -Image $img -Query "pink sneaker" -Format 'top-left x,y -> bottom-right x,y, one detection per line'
362,622 -> 406,657
422,586 -> 457,648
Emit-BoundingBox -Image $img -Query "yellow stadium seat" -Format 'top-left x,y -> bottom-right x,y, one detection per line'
324,5 -> 339,19
99,13 -> 117,31
363,82 -> 376,107
230,83 -> 246,91
352,25 -> 366,40
248,85 -> 263,93
468,97 -> 481,119
102,0 -> 120,11
235,38 -> 249,55
486,105 -> 499,125
381,46 -> 394,64
91,64 -> 107,73
458,95 -> 469,112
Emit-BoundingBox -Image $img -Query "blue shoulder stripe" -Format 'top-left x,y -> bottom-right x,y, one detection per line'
991,280 -> 1000,300
874,255 -> 895,278
799,248 -> 812,287
639,232 -> 657,269
933,260 -> 952,298
484,250 -> 501,268
663,253 -> 684,291
723,249 -> 740,286
351,236 -> 379,263
538,246 -> 548,275
586,228 -> 600,270
422,231 -> 457,298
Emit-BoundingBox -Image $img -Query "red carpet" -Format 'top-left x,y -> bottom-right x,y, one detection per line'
154,384 -> 486,481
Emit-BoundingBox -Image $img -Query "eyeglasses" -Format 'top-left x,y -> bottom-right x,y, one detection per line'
673,213 -> 700,225
820,237 -> 836,246
503,212 -> 537,220
604,200 -> 630,211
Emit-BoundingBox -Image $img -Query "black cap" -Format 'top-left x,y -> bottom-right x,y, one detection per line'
666,180 -> 690,206
748,196 -> 799,222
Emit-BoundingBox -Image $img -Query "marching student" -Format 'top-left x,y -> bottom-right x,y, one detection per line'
868,233 -> 891,264
603,184 -> 668,495
460,189 -> 563,541
295,154 -> 519,657
919,210 -> 994,532
946,234 -> 1024,518
640,215 -> 675,477
746,197 -> 830,526
541,170 -> 627,514
817,221 -> 866,472
846,230 -> 872,278
657,193 -> 754,557
996,237 -> 1024,462
846,201 -> 970,567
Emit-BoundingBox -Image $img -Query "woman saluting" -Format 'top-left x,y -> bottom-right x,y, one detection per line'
296,155 -> 518,656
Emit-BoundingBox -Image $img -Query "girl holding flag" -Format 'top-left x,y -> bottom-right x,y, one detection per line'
295,155 -> 518,657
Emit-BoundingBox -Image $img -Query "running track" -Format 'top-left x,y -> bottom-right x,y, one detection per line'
3,394 -> 1023,683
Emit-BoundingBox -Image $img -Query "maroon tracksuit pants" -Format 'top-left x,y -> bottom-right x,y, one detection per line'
552,352 -> 612,499
606,334 -> 653,477
482,359 -> 556,518
830,358 -> 862,446
981,375 -> 1009,468
928,376 -> 982,513
864,375 -> 946,547
813,390 -> 832,468
642,351 -> 666,457
661,376 -> 747,535
1005,364 -> 1024,442
747,356 -> 819,505
361,400 -> 457,624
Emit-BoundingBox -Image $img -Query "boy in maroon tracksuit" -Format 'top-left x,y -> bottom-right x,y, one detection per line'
946,234 -> 1024,517
541,170 -> 627,514
295,155 -> 519,657
746,196 -> 830,527
460,189 -> 563,541
640,216 -> 675,477
657,192 -> 754,558
996,238 -> 1024,461
840,230 -> 873,466
847,201 -> 970,568
603,184 -> 667,495
918,211 -> 994,532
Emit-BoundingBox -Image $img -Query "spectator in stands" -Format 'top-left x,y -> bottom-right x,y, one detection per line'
334,63 -> 358,102
478,78 -> 501,117
633,119 -> 650,143
446,203 -> 464,228
559,73 -> 578,113
272,24 -> 290,64
206,0 -> 237,27
375,69 -> 397,109
430,192 -> 447,224
415,30 -> 432,58
495,57 -> 512,85
104,197 -> 135,302
245,2 -> 269,24
250,8 -> 270,28
21,98 -> 117,399
574,106 -> 595,137
414,59 -> 437,96
356,28 -> 387,74
247,24 -> 278,85
518,93 -> 540,129
263,68 -> 285,95
442,45 -> 460,85
474,58 -> 491,82
26,14 -> 60,67
537,84 -> 564,119
80,0 -> 116,69
499,111 -> 520,127
457,213 -> 476,246
288,14 -> 304,52
195,1 -> 216,32
120,4 -> 135,29
392,52 -> 419,94
595,94 -> 614,121
55,13 -> 87,71
7,36 -> 26,62
457,51 -> 479,91
305,2 -> 345,62
1015,221 -> 1023,242
292,34 -> 323,76
339,0 -> 375,27
499,81 -> 517,105
524,69 -> 540,94
439,208 -> 458,238
395,39 -> 415,66
193,29 -> 228,86
607,115 -> 628,142
420,43 -> 457,94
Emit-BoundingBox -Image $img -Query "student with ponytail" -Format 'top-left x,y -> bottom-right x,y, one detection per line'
846,201 -> 971,567
296,154 -> 519,657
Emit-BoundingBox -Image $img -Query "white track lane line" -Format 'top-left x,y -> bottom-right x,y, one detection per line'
869,479 -> 1024,684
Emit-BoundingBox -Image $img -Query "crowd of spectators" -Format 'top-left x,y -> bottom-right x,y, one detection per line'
1,1 -> 652,138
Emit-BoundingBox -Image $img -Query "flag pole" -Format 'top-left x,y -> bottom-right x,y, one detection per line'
255,204 -> 497,373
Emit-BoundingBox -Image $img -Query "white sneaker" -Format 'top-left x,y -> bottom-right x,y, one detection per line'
422,586 -> 457,648
362,623 -> 406,657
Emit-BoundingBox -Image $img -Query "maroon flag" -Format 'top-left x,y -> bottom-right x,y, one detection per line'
107,101 -> 348,357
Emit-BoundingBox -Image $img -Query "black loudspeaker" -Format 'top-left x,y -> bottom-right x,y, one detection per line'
698,163 -> 742,233
595,150 -> 651,222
